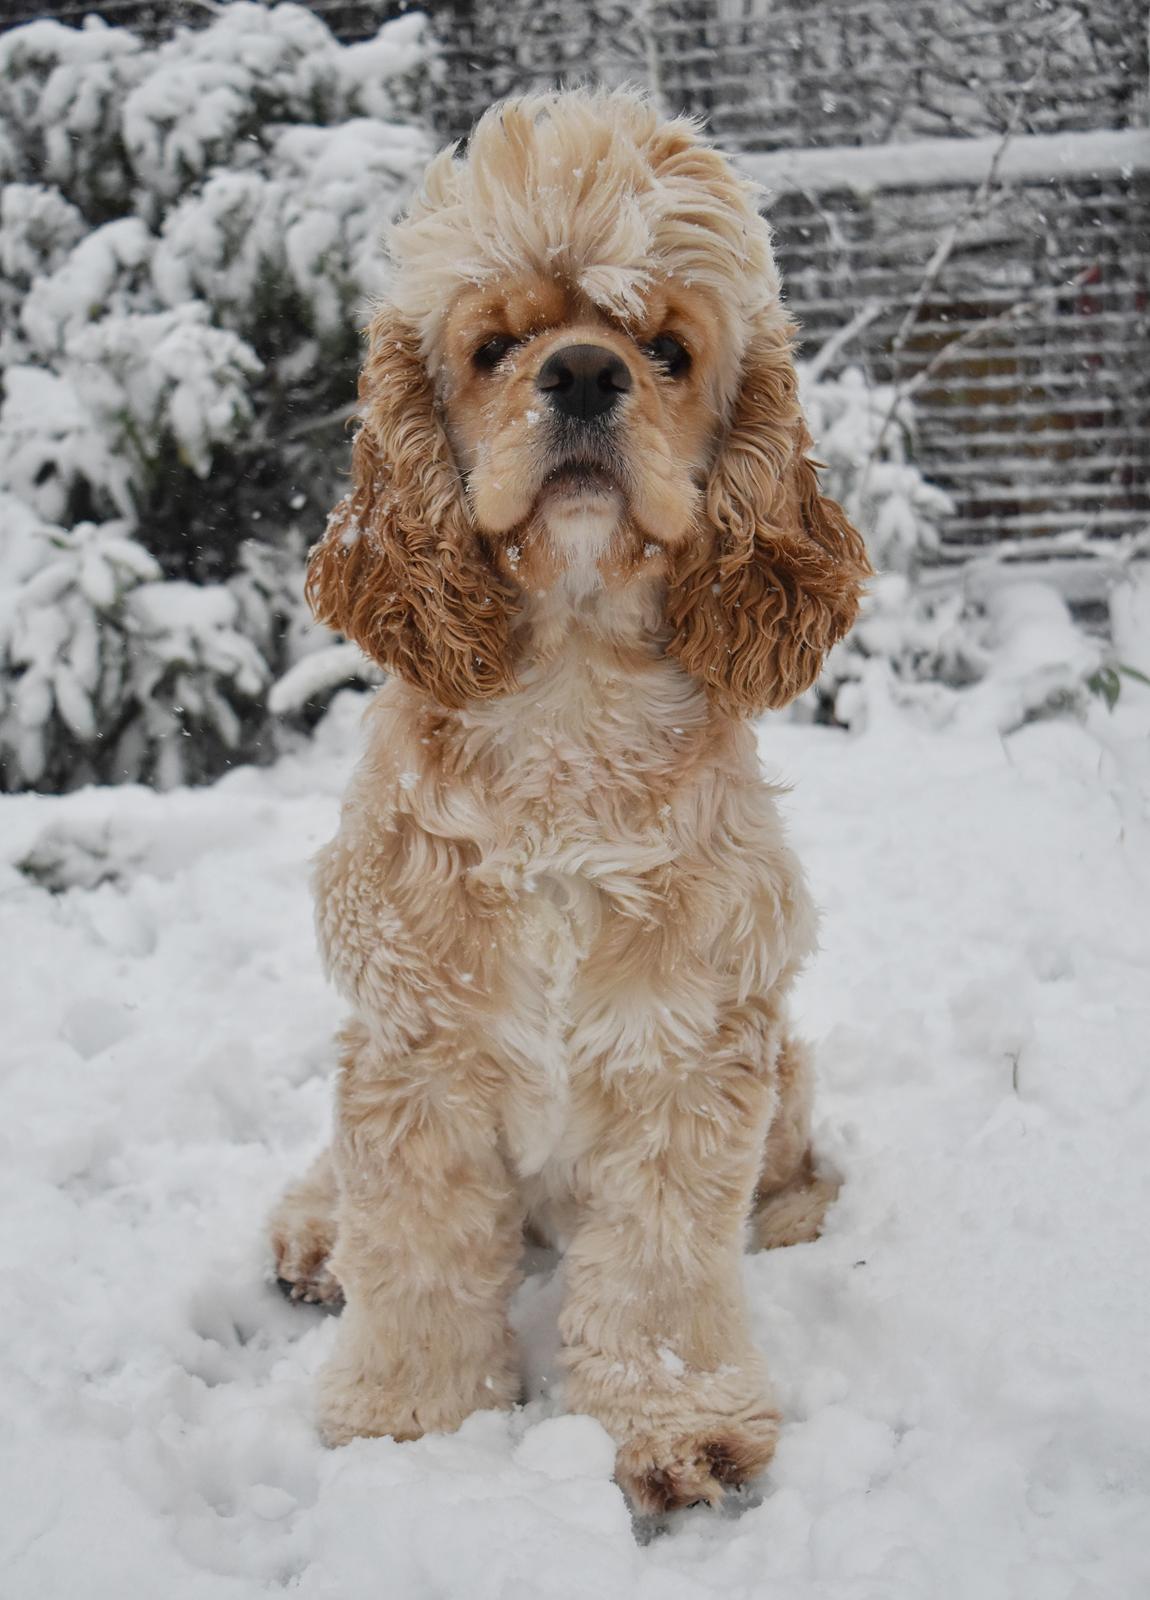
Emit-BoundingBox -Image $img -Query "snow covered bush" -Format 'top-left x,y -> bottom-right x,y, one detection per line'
0,3 -> 430,790
794,360 -> 965,724
794,360 -> 1147,736
794,362 -> 1150,737
799,363 -> 953,581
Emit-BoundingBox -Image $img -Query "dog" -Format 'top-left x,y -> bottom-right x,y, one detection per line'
269,87 -> 871,1514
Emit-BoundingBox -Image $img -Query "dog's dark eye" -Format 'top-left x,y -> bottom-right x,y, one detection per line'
473,335 -> 517,371
644,334 -> 691,377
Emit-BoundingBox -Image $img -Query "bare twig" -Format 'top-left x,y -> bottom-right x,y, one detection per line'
886,15 -> 1072,362
805,299 -> 884,383
285,401 -> 359,441
897,266 -> 1093,404
889,138 -> 1013,360
780,179 -> 884,398
634,0 -> 668,119
1008,1049 -> 1020,1094
857,256 -> 1091,503
859,13 -> 1073,493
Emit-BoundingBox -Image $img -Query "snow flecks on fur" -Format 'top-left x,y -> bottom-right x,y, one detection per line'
388,88 -> 778,355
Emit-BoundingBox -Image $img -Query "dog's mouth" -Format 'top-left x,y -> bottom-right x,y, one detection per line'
543,460 -> 618,497
537,440 -> 630,509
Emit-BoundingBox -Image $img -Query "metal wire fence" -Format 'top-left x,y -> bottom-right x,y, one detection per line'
425,0 -> 1147,148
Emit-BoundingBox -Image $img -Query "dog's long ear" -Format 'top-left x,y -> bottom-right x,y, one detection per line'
665,316 -> 871,716
306,307 -> 518,708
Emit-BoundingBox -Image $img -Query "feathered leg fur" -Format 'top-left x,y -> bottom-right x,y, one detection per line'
316,1022 -> 524,1446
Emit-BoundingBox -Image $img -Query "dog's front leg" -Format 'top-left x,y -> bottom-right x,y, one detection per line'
318,1022 -> 523,1446
560,1028 -> 781,1513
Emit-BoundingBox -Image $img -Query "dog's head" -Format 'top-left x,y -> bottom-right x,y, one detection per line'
308,89 -> 871,713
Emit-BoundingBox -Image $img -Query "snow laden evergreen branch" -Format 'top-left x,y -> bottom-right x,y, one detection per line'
0,2 -> 432,790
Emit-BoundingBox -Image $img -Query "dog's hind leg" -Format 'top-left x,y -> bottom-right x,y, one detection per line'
269,1147 -> 343,1306
750,1035 -> 839,1250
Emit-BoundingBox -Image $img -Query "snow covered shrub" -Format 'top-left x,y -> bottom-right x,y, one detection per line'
841,576 -> 1111,736
795,362 -> 960,724
0,3 -> 431,790
794,363 -> 1126,736
799,363 -> 953,580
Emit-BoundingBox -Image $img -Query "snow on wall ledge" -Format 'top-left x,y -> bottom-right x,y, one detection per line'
740,128 -> 1150,196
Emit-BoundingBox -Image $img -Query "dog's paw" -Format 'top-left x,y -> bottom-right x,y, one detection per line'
566,1344 -> 779,1512
317,1340 -> 521,1447
614,1409 -> 780,1513
269,1199 -> 342,1307
275,1259 -> 343,1308
317,1372 -> 425,1447
751,1172 -> 839,1250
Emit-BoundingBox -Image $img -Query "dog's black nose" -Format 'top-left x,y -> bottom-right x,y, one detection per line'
536,344 -> 632,421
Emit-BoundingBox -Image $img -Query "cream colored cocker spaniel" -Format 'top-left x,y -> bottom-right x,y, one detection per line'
269,87 -> 871,1514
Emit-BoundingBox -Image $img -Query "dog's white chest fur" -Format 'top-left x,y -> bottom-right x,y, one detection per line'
469,616 -> 711,1177
497,868 -> 596,1174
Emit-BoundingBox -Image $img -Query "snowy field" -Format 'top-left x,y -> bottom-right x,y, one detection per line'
2,681 -> 1149,1600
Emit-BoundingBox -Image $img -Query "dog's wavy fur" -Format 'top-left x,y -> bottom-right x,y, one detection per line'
270,88 -> 870,1514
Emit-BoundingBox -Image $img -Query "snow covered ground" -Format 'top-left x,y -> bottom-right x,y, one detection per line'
2,682 -> 1148,1600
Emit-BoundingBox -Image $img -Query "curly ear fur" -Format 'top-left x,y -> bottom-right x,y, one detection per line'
306,308 -> 518,708
665,316 -> 872,716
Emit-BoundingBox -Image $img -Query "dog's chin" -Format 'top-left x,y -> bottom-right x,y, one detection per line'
541,491 -> 624,592
540,464 -> 623,547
